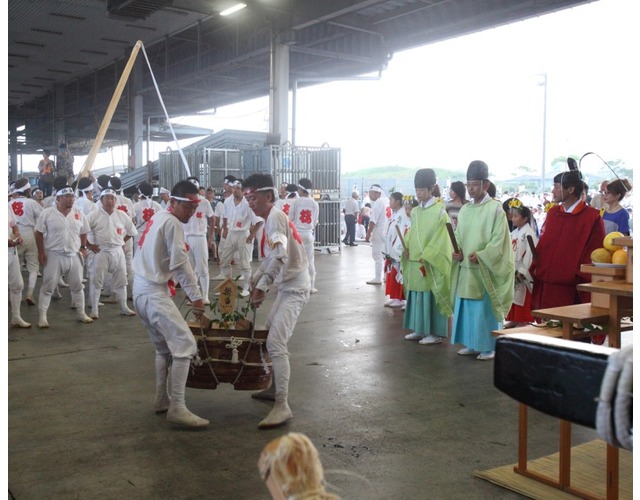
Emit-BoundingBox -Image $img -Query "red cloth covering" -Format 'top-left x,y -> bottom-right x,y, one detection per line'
531,201 -> 605,310
506,289 -> 534,322
384,266 -> 404,301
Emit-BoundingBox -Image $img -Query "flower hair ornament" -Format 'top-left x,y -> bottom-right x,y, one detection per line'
508,198 -> 523,210
544,202 -> 556,213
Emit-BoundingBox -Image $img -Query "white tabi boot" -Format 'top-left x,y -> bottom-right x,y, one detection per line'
154,353 -> 171,413
258,354 -> 292,429
10,291 -> 31,328
38,293 -> 52,328
72,290 -> 94,323
166,357 -> 209,428
199,276 -> 210,305
116,286 -> 136,316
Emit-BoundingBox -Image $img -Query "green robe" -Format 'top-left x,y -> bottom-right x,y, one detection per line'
401,199 -> 453,317
451,198 -> 514,321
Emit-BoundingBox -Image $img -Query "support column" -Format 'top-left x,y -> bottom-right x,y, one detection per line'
270,39 -> 290,144
129,56 -> 144,170
55,83 -> 65,147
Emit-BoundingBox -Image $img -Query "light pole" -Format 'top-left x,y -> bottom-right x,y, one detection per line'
539,73 -> 547,193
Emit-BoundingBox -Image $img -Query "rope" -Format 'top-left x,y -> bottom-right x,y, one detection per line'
139,43 -> 191,177
596,345 -> 633,450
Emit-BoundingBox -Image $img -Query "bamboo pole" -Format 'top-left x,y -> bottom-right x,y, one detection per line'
78,40 -> 143,179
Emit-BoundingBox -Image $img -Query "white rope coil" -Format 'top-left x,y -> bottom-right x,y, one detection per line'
596,345 -> 633,450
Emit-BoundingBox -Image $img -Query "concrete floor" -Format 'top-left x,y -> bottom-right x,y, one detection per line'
8,243 -> 603,499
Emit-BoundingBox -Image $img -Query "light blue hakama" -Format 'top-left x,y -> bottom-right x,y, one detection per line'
450,293 -> 501,352
402,290 -> 448,337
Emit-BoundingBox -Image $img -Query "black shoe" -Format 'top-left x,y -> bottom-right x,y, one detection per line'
349,243 -> 358,246
342,239 -> 348,244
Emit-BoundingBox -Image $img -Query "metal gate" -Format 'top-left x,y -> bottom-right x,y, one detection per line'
158,143 -> 341,248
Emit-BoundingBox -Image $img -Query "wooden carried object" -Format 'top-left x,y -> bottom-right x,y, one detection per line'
186,315 -> 272,391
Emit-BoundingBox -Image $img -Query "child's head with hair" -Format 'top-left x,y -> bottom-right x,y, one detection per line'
258,432 -> 338,500
508,199 -> 532,229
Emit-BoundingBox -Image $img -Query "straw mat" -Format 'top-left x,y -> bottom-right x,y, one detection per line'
474,440 -> 632,499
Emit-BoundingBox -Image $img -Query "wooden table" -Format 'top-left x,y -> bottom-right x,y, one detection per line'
576,281 -> 633,349
515,283 -> 633,499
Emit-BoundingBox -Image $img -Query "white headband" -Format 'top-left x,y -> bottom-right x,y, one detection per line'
369,185 -> 383,193
56,187 -> 74,197
101,189 -> 117,198
159,187 -> 170,195
171,194 -> 199,203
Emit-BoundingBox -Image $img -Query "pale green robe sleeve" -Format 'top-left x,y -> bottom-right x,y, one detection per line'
452,200 -> 514,321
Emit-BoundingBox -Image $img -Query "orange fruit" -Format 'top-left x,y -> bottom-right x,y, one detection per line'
591,248 -> 612,263
603,231 -> 624,251
611,249 -> 627,265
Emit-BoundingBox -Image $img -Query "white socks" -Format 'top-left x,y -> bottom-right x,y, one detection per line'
166,357 -> 209,428
154,354 -> 171,413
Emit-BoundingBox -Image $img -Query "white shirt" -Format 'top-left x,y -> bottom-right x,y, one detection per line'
255,207 -> 309,291
274,198 -> 293,216
223,196 -> 257,232
370,196 -> 388,228
9,196 -> 42,234
133,197 -> 163,230
182,196 -> 214,236
74,196 -> 97,217
289,196 -> 319,233
87,206 -> 137,249
132,210 -> 201,300
35,206 -> 89,255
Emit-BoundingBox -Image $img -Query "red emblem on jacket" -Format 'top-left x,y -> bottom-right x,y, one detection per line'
74,212 -> 80,220
117,205 -> 128,213
196,211 -> 203,219
299,209 -> 312,224
11,201 -> 24,217
282,203 -> 290,215
142,208 -> 155,221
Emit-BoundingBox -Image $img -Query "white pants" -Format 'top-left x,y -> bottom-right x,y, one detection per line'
38,251 -> 86,316
133,280 -> 197,359
219,230 -> 251,279
90,247 -> 128,311
371,225 -> 384,280
186,234 -> 210,300
17,230 -> 39,295
9,248 -> 24,319
298,230 -> 316,289
265,285 -> 310,402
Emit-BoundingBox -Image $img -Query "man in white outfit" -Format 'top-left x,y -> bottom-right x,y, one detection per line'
132,181 -> 162,252
34,186 -> 94,328
132,180 -> 209,428
365,184 -> 388,285
102,176 -> 135,301
86,189 -> 138,319
212,175 -> 236,279
74,177 -> 97,216
290,178 -> 319,293
158,187 -> 171,210
243,173 -> 310,429
219,179 -> 260,296
9,210 -> 31,328
9,178 -> 43,305
183,177 -> 215,304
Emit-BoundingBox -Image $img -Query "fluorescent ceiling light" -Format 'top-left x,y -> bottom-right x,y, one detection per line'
220,3 -> 246,16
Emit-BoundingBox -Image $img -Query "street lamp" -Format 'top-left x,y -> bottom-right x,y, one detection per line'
538,73 -> 547,193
